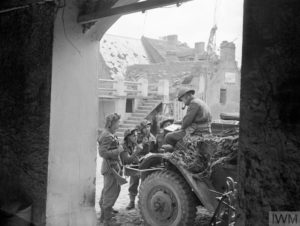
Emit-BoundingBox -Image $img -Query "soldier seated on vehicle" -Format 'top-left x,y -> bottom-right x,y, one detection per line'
155,117 -> 174,151
164,88 -> 212,148
136,120 -> 157,154
119,128 -> 143,210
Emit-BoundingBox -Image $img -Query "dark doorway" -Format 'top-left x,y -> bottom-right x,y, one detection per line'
126,98 -> 134,113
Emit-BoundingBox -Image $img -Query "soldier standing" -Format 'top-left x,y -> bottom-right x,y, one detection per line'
120,128 -> 142,210
137,120 -> 156,154
98,113 -> 123,226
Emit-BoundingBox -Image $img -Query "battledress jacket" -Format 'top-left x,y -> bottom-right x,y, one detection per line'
137,132 -> 156,154
98,130 -> 121,175
181,97 -> 212,130
120,142 -> 139,165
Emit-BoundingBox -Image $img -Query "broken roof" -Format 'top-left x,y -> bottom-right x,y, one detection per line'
100,34 -> 149,79
141,36 -> 200,63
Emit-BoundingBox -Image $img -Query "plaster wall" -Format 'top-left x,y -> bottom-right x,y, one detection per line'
98,99 -> 116,128
47,1 -> 137,223
206,60 -> 241,119
47,2 -> 99,226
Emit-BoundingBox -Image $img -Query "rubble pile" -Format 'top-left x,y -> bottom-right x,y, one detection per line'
170,128 -> 239,174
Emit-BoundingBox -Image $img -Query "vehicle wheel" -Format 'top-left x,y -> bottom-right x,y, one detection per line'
138,170 -> 197,226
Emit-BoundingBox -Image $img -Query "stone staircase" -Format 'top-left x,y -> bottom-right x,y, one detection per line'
116,97 -> 162,140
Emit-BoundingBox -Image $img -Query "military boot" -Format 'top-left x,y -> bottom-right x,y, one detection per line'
99,211 -> 104,223
126,195 -> 135,210
103,208 -> 121,226
112,208 -> 119,214
103,220 -> 121,226
99,203 -> 104,223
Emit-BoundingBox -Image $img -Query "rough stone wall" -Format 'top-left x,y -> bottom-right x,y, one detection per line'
0,3 -> 55,225
238,0 -> 300,225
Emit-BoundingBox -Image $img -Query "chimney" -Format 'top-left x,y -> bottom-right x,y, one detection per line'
220,41 -> 236,61
194,42 -> 205,54
166,35 -> 178,45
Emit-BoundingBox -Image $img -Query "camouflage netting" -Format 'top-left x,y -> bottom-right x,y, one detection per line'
169,128 -> 239,175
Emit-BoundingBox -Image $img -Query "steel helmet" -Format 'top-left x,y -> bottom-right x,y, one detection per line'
123,128 -> 137,140
159,118 -> 174,128
139,120 -> 152,129
177,88 -> 195,101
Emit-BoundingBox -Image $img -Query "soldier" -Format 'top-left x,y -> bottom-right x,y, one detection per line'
98,113 -> 123,226
156,117 -> 174,151
120,128 -> 143,210
137,120 -> 156,154
164,88 -> 212,147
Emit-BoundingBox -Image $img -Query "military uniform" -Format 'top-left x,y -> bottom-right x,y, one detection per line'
98,129 -> 122,224
120,138 -> 140,210
165,96 -> 212,147
156,118 -> 174,151
137,131 -> 156,154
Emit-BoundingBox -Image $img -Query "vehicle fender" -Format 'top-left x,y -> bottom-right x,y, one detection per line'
138,153 -> 165,180
139,153 -> 218,212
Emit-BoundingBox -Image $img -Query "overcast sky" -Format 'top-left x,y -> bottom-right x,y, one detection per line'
106,0 -> 244,66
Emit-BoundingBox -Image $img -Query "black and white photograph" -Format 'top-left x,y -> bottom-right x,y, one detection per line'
0,0 -> 299,226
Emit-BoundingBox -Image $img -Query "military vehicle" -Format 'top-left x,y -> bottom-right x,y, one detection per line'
124,113 -> 239,226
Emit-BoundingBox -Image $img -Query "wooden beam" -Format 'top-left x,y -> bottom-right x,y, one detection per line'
78,0 -> 192,24
0,0 -> 51,12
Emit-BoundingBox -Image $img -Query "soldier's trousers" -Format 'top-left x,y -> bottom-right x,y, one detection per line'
164,129 -> 186,147
128,175 -> 140,199
99,172 -> 120,219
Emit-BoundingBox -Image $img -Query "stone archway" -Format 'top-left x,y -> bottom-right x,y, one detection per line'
1,1 -> 299,226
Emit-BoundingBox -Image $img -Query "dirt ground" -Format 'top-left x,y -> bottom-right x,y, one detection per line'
96,158 -> 212,226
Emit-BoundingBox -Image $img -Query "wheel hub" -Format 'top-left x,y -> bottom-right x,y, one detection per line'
150,190 -> 176,221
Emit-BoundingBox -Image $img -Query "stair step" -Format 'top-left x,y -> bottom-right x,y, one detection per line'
142,102 -> 161,107
127,116 -> 145,121
113,98 -> 162,137
123,120 -> 140,124
116,134 -> 125,139
121,122 -> 138,126
119,124 -> 129,128
144,100 -> 161,104
132,113 -> 148,117
143,98 -> 160,101
137,106 -> 153,110
117,127 -> 131,132
115,133 -> 124,139
135,109 -> 149,114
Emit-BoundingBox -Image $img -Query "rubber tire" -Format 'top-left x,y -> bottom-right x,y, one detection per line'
138,170 -> 197,226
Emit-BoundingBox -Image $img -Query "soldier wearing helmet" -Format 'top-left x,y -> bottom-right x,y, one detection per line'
164,87 -> 212,147
98,113 -> 123,226
136,119 -> 156,154
120,128 -> 143,210
155,117 -> 174,150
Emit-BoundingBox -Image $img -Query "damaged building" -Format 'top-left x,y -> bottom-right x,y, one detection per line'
0,0 -> 299,226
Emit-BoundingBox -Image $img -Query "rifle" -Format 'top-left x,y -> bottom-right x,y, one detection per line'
105,159 -> 127,186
